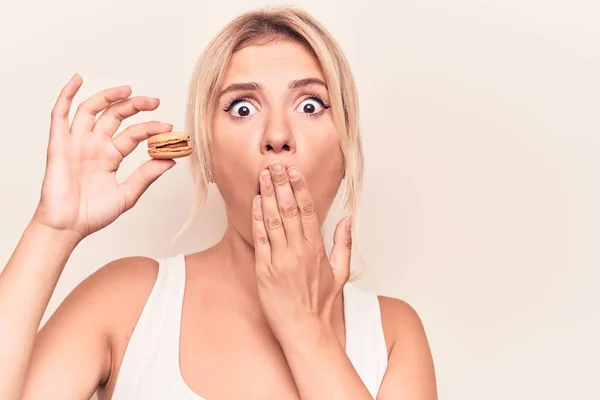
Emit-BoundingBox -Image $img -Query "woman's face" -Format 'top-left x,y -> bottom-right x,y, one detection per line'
211,39 -> 344,243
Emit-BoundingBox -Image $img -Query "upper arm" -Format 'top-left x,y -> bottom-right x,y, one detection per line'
377,296 -> 438,400
21,256 -> 158,400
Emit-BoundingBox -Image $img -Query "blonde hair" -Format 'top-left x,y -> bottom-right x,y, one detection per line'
170,6 -> 367,279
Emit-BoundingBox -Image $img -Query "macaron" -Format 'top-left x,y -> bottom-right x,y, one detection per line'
147,130 -> 192,159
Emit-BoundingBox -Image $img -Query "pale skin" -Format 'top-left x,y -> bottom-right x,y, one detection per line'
0,40 -> 437,399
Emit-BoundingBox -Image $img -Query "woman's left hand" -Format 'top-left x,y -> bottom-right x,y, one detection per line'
251,160 -> 352,338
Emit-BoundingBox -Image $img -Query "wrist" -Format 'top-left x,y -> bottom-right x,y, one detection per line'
274,314 -> 335,346
27,218 -> 83,249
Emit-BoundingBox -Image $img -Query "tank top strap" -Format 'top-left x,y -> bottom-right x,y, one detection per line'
157,253 -> 187,330
162,253 -> 187,364
111,253 -> 187,398
343,282 -> 389,398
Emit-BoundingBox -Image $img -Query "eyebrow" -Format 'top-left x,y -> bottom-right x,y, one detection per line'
218,77 -> 327,98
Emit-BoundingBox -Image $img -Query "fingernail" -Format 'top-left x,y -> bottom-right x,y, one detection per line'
254,195 -> 262,208
261,170 -> 271,186
271,161 -> 284,173
345,216 -> 352,230
287,167 -> 300,180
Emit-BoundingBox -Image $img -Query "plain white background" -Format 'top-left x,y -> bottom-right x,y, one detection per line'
1,0 -> 599,399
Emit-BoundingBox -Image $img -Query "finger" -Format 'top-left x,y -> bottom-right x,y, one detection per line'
50,73 -> 83,142
329,216 -> 352,287
269,161 -> 304,246
252,195 -> 272,264
112,121 -> 173,158
287,167 -> 321,244
118,158 -> 176,211
259,169 -> 287,251
92,96 -> 160,137
70,85 -> 132,134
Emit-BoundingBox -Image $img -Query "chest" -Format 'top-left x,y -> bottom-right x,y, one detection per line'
178,310 -> 293,399
176,290 -> 346,400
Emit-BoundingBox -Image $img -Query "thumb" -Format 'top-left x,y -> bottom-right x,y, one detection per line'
329,216 -> 352,286
120,159 -> 176,211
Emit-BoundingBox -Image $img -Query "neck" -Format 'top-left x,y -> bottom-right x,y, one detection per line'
212,220 -> 259,291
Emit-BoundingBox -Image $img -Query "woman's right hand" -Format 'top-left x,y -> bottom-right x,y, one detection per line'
32,73 -> 177,241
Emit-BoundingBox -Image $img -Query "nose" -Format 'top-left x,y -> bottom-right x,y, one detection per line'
260,112 -> 296,155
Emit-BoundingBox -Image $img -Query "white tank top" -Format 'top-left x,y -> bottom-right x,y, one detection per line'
111,253 -> 388,399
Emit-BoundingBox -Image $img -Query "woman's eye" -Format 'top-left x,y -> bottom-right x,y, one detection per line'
296,98 -> 324,114
230,101 -> 258,118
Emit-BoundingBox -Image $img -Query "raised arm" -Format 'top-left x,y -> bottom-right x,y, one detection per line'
0,74 -> 176,399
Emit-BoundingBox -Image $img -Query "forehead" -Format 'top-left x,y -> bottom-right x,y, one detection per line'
221,40 -> 325,86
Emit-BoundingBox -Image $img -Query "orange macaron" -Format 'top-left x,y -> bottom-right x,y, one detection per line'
147,131 -> 192,159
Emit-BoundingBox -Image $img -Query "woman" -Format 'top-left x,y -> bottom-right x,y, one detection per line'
0,6 -> 437,400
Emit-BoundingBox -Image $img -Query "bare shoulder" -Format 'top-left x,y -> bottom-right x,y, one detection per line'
54,255 -> 160,330
378,295 -> 429,351
77,255 -> 159,305
74,256 -> 163,388
41,255 -> 160,345
77,255 -> 160,340
376,295 -> 438,399
87,256 -> 161,387
25,256 -> 160,399
39,254 -> 159,332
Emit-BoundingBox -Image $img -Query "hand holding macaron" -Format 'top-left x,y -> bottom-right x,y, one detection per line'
32,74 -> 181,241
